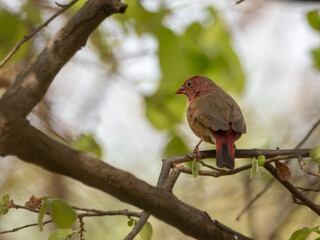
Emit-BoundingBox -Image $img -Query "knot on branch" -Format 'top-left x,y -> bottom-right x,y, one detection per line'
101,0 -> 127,15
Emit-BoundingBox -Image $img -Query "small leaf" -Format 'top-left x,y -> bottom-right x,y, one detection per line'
38,198 -> 49,231
289,226 -> 319,240
50,199 -> 77,229
139,221 -> 153,240
127,219 -> 134,227
48,228 -> 76,240
307,10 -> 320,32
257,155 -> 265,166
164,136 -> 189,158
250,158 -> 260,179
71,134 -> 102,158
191,159 -> 200,178
310,146 -> 320,163
275,161 -> 291,181
2,194 -> 10,204
38,200 -> 47,231
311,47 -> 320,71
0,203 -> 9,216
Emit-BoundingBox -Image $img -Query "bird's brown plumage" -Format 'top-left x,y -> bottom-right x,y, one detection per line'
176,75 -> 246,169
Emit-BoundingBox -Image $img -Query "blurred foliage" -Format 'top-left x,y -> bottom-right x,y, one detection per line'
310,146 -> 320,163
307,10 -> 320,32
71,134 -> 102,158
289,226 -> 320,240
0,9 -> 29,61
139,221 -> 153,240
116,0 -> 245,156
0,0 -> 245,158
306,10 -> 320,71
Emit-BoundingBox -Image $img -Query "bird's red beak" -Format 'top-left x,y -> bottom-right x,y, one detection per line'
175,86 -> 186,94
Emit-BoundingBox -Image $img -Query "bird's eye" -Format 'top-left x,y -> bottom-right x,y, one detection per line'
186,81 -> 192,87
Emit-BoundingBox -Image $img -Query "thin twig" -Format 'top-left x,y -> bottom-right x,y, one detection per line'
0,220 -> 52,234
79,216 -> 85,240
0,202 -> 141,235
236,119 -> 320,219
179,153 -> 308,178
77,209 -> 141,218
264,163 -> 320,215
297,155 -> 320,177
124,158 -> 176,240
295,119 -> 320,149
0,0 -> 79,69
236,0 -> 245,4
297,187 -> 320,192
236,179 -> 274,221
166,149 -> 311,166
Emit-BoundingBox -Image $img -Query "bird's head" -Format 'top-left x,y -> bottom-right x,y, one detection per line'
176,75 -> 217,102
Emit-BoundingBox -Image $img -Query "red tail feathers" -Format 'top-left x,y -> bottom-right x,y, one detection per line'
213,125 -> 238,169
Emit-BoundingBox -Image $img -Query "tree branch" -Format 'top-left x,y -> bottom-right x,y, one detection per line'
0,0 -> 127,119
264,163 -> 320,215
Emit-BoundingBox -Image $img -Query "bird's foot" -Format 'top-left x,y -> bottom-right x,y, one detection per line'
193,140 -> 202,159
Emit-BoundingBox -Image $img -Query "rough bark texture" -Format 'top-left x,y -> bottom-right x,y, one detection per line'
0,0 -> 251,239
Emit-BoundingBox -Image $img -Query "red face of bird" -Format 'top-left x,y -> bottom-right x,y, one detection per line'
175,75 -> 218,102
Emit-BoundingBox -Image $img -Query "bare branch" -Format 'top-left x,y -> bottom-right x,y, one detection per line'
295,119 -> 320,149
238,119 -> 320,219
297,155 -> 320,177
264,163 -> 320,215
296,187 -> 320,193
0,220 -> 52,234
0,0 -> 80,69
236,179 -> 274,221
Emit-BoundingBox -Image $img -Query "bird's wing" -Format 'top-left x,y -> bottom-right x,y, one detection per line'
190,92 -> 230,132
190,91 -> 246,133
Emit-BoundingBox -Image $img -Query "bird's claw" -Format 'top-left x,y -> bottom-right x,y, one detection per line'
193,140 -> 203,159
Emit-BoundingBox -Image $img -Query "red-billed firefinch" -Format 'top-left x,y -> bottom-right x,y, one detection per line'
176,75 -> 246,169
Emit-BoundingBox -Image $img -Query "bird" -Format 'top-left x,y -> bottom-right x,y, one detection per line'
176,75 -> 246,169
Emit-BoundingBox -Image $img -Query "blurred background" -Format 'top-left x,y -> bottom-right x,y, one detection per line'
0,0 -> 320,239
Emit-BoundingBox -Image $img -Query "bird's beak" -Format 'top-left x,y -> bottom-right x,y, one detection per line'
175,86 -> 186,94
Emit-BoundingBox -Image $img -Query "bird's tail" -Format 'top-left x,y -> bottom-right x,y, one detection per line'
213,127 -> 238,169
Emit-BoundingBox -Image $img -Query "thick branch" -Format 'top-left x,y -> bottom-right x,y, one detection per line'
0,0 -> 127,119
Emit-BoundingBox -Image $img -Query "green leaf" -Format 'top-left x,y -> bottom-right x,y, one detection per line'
2,194 -> 10,204
139,221 -> 153,240
192,159 -> 200,178
257,155 -> 265,166
71,134 -> 102,158
250,158 -> 260,179
310,146 -> 320,163
127,219 -> 134,227
0,10 -> 29,61
48,228 -> 76,240
311,47 -> 320,71
307,10 -> 320,32
289,226 -> 319,240
38,199 -> 48,231
0,203 -> 9,216
50,199 -> 77,229
164,136 -> 189,157
0,194 -> 11,216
